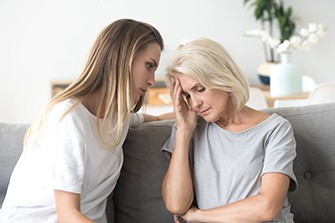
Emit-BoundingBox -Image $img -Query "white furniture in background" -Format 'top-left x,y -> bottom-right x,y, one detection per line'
273,98 -> 308,108
246,87 -> 268,109
307,83 -> 335,105
138,105 -> 173,116
272,75 -> 317,108
302,75 -> 317,92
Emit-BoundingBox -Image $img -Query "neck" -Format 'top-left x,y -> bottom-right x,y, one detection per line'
215,106 -> 250,128
82,90 -> 102,117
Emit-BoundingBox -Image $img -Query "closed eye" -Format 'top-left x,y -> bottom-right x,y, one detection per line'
196,86 -> 205,93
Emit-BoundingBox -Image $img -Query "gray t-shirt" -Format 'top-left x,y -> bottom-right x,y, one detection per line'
162,113 -> 298,222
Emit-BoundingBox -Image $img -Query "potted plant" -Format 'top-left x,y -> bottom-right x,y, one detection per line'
243,0 -> 296,84
244,0 -> 296,62
244,0 -> 326,87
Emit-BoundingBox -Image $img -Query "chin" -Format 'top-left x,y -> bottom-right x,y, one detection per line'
200,116 -> 213,123
201,113 -> 220,123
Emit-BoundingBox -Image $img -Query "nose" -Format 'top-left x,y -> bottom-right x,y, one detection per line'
148,72 -> 155,86
189,96 -> 202,110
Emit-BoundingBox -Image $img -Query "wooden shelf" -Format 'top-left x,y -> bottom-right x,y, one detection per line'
147,87 -> 171,105
50,79 -> 172,106
263,90 -> 310,107
51,80 -> 73,97
252,84 -> 310,107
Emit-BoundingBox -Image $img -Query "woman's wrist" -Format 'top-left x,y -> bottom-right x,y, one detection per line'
176,128 -> 193,139
193,208 -> 209,223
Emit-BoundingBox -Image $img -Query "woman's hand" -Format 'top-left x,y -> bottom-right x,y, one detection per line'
170,77 -> 197,132
174,214 -> 184,223
162,77 -> 196,216
174,206 -> 199,223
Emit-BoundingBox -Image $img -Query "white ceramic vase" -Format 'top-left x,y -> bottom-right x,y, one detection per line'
270,53 -> 302,97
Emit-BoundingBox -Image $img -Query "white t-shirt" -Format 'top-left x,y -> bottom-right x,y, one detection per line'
0,99 -> 144,223
163,114 -> 298,222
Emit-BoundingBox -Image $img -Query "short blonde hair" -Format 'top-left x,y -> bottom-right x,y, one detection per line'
165,38 -> 249,112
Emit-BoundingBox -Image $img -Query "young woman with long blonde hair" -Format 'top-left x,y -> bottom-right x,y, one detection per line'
0,18 -> 170,223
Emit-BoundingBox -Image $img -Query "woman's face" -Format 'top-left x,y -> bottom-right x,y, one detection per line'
175,73 -> 232,123
132,42 -> 161,103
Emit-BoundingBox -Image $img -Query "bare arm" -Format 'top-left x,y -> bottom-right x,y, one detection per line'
54,190 -> 95,223
162,77 -> 198,215
180,173 -> 290,223
162,128 -> 194,215
143,112 -> 175,122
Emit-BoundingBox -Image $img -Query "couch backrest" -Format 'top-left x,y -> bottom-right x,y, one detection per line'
1,103 -> 335,223
111,120 -> 175,223
0,123 -> 29,208
264,103 -> 335,223
113,103 -> 335,223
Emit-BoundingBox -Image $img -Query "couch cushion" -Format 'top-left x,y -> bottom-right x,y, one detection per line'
264,103 -> 335,223
0,123 -> 29,208
111,120 -> 174,223
111,103 -> 335,223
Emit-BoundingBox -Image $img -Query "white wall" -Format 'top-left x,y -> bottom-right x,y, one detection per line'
1,0 -> 334,123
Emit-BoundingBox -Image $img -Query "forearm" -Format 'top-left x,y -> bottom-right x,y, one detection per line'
190,195 -> 279,223
162,130 -> 194,215
184,174 -> 290,223
143,112 -> 175,122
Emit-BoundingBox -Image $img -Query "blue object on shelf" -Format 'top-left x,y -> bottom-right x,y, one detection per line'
258,74 -> 270,85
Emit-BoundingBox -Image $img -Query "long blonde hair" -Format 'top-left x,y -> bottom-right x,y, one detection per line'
25,18 -> 164,150
165,38 -> 248,112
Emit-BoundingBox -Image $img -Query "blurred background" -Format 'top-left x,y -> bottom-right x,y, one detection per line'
0,0 -> 334,123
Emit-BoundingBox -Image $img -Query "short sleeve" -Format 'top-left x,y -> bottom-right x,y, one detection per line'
161,123 -> 194,162
263,119 -> 298,191
161,124 -> 177,159
129,113 -> 144,128
51,123 -> 86,194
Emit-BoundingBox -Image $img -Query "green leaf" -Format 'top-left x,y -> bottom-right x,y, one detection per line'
242,0 -> 296,42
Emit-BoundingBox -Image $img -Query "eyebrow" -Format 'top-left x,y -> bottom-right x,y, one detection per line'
149,58 -> 158,67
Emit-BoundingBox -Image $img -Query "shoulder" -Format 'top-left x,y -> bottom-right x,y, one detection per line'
267,113 -> 292,129
250,108 -> 292,130
263,114 -> 295,147
49,99 -> 81,119
129,113 -> 144,127
248,113 -> 293,139
48,99 -> 94,133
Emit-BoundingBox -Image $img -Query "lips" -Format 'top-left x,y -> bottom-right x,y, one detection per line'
140,88 -> 146,93
200,108 -> 210,115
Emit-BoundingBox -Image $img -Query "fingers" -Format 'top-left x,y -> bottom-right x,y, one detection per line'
171,78 -> 182,108
174,79 -> 181,102
170,76 -> 176,99
173,215 -> 179,223
173,215 -> 183,223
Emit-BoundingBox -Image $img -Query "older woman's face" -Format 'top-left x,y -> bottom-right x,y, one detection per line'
131,43 -> 161,104
174,73 -> 232,123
